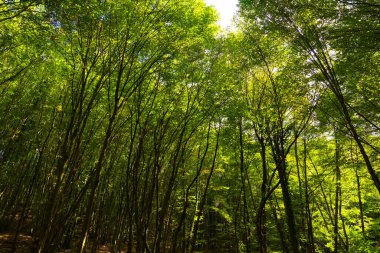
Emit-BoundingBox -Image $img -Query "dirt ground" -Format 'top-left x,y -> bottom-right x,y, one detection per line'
0,233 -> 125,253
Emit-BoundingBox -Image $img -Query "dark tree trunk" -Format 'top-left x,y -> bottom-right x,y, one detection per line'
190,124 -> 220,253
239,119 -> 252,252
334,133 -> 341,253
303,138 -> 315,253
271,134 -> 299,253
354,145 -> 365,235
256,134 -> 268,253
271,197 -> 289,253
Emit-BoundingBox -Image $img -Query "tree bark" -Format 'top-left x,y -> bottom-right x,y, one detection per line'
303,138 -> 315,253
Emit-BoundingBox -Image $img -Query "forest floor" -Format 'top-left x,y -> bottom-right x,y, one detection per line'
0,233 -> 124,253
0,212 -> 127,253
0,233 -> 34,253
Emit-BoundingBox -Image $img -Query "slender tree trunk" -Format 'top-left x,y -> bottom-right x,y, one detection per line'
271,196 -> 289,253
303,138 -> 315,253
294,138 -> 305,244
172,123 -> 212,253
190,124 -> 220,253
256,134 -> 268,253
239,119 -> 252,252
340,189 -> 349,252
278,162 -> 299,253
80,111 -> 117,253
298,34 -> 380,195
353,144 -> 365,235
334,133 -> 341,253
337,93 -> 380,195
272,135 -> 299,253
356,166 -> 365,235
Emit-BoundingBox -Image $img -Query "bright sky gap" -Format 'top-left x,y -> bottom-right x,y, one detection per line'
204,0 -> 239,29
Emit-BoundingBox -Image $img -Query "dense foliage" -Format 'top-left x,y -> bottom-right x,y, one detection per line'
0,0 -> 379,252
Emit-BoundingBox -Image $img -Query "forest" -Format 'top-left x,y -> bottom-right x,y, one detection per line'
0,0 -> 379,252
